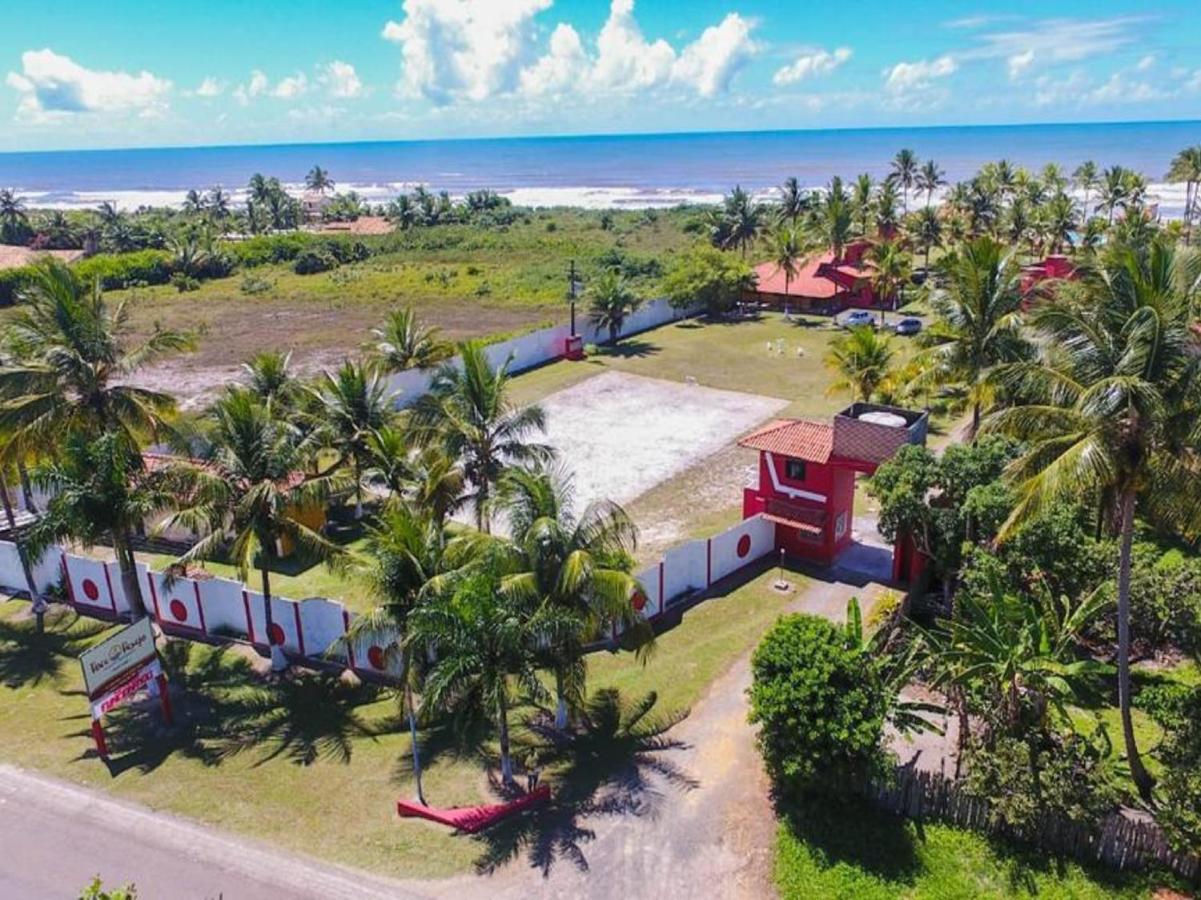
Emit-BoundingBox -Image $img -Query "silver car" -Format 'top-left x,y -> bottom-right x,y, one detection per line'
894,317 -> 923,336
841,310 -> 876,329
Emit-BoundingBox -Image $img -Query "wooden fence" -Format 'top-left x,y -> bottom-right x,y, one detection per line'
863,766 -> 1200,882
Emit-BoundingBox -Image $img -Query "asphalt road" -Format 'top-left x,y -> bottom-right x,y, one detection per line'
0,764 -> 429,900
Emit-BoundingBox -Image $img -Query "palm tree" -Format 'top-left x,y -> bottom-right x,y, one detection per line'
308,362 -> 394,519
875,180 -> 900,238
869,241 -> 912,323
779,176 -> 805,226
241,350 -> 298,407
26,432 -> 169,620
165,389 -> 346,671
908,206 -> 943,272
770,225 -> 804,303
407,570 -> 549,786
916,159 -> 945,207
588,269 -> 643,343
363,428 -> 465,528
814,176 -> 854,262
387,195 -> 419,230
824,326 -> 896,402
891,149 -> 919,214
715,186 -> 763,258
1166,145 -> 1201,244
1039,192 -> 1078,256
0,453 -> 46,632
1098,166 -> 1132,225
205,188 -> 232,227
491,464 -> 648,729
368,308 -> 453,372
985,240 -> 1201,800
0,259 -> 192,448
1073,160 -> 1099,218
919,237 -> 1027,437
182,189 -> 205,215
305,166 -> 334,195
851,174 -> 875,237
411,341 -> 552,532
349,501 -> 450,804
0,188 -> 29,243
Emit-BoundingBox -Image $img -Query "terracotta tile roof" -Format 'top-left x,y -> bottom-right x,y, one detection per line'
753,251 -> 875,300
764,499 -> 827,535
739,419 -> 833,463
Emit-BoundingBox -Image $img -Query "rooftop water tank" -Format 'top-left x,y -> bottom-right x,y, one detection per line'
858,410 -> 907,429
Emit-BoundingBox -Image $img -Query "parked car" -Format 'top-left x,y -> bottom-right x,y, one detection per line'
840,310 -> 876,329
894,317 -> 923,336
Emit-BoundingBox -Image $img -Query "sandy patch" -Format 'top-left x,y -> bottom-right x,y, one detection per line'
0,245 -> 83,271
539,371 -> 787,512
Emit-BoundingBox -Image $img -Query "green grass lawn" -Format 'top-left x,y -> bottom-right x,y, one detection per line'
774,798 -> 1179,899
0,562 -> 808,880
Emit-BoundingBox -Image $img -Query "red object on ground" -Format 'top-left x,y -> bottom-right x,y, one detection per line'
397,785 -> 551,833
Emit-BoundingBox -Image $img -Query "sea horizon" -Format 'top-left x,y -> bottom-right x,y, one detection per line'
2,118 -> 1198,215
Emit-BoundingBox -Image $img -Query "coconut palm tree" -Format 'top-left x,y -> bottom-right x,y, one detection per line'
714,186 -> 764,258
0,453 -> 46,632
779,176 -> 806,227
824,326 -> 896,402
814,176 -> 854,263
406,570 -> 551,786
348,501 -> 451,804
0,259 -> 192,448
241,350 -> 298,408
770,225 -> 804,302
984,240 -> 1201,800
308,361 -> 395,519
1166,145 -> 1201,244
588,269 -> 643,343
364,428 -> 465,528
1073,160 -> 1099,217
875,180 -> 901,238
869,241 -> 912,324
305,166 -> 334,195
182,189 -> 205,215
0,188 -> 29,243
918,237 -> 1028,437
368,308 -> 453,373
411,341 -> 552,533
908,206 -> 943,272
165,389 -> 346,671
1098,166 -> 1132,225
916,159 -> 945,207
891,149 -> 919,214
851,174 -> 875,237
489,463 -> 648,729
26,431 -> 171,620
1039,192 -> 1079,256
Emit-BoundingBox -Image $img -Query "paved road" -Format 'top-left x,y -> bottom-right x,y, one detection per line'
0,764 -> 430,900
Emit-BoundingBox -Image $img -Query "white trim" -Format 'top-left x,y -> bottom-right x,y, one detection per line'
764,452 -> 827,503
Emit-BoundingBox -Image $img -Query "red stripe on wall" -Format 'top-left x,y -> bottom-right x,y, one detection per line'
292,603 -> 305,658
61,553 -> 76,607
706,538 -> 712,587
342,610 -> 356,669
658,562 -> 665,615
101,561 -> 118,614
147,570 -> 163,623
193,581 -> 208,635
242,590 -> 257,645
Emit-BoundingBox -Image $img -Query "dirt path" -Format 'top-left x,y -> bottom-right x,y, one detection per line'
429,576 -> 871,900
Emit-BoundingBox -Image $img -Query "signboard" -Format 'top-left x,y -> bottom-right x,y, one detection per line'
80,617 -> 157,700
92,658 -> 163,719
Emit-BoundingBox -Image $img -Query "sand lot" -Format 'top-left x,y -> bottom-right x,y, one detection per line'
538,370 -> 788,512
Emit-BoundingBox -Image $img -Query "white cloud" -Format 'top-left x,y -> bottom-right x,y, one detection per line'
384,0 -> 756,105
382,0 -> 553,103
233,69 -> 269,105
884,55 -> 957,93
670,13 -> 757,98
5,48 -> 171,120
773,47 -> 851,86
1087,72 -> 1166,105
1135,54 -> 1156,72
319,61 -> 364,98
273,72 -> 308,99
1007,49 -> 1035,80
195,76 -> 225,97
964,17 -> 1146,77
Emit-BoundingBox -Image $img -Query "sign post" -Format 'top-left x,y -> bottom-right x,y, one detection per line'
79,618 -> 171,758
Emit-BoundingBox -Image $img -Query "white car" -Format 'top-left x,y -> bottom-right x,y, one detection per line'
840,310 -> 876,329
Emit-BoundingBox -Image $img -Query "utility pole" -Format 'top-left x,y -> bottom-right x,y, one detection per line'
568,259 -> 580,335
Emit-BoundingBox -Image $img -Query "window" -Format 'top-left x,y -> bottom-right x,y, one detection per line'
785,459 -> 807,482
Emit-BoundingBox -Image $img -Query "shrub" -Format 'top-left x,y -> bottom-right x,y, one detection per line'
1139,683 -> 1201,853
228,233 -> 312,267
239,273 -> 273,295
663,246 -> 755,315
73,249 -> 173,290
293,249 -> 338,275
170,272 -> 200,292
749,614 -> 889,798
0,265 -> 35,305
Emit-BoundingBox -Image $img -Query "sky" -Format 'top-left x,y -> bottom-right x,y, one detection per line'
2,0 -> 1200,152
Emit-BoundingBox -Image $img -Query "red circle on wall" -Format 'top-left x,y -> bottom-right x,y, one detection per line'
267,623 -> 286,646
736,535 -> 752,558
169,599 -> 188,621
82,578 -> 100,601
367,646 -> 386,670
631,591 -> 648,612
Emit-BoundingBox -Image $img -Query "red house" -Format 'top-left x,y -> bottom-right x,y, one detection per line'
748,240 -> 881,314
1020,254 -> 1077,299
739,402 -> 928,578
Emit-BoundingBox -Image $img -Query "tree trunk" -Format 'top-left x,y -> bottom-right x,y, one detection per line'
354,456 -> 364,520
476,478 -> 490,534
554,669 -> 569,731
261,559 -> 287,672
16,459 -> 36,513
497,688 -> 514,786
1116,488 -> 1155,801
112,530 -> 147,619
0,474 -> 44,633
970,401 -> 981,441
404,676 -> 426,806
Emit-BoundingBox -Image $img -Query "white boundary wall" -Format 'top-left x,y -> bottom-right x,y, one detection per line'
0,513 -> 775,677
383,296 -> 691,407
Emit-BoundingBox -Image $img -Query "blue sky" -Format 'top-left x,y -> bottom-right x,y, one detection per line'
2,0 -> 1199,151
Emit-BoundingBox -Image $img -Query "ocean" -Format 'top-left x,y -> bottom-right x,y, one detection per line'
1,120 -> 1198,216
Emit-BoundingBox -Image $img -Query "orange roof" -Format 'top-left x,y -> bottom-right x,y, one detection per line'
753,251 -> 875,300
739,419 -> 833,463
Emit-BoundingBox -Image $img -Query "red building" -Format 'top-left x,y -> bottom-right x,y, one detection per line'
1020,254 -> 1077,298
748,240 -> 881,314
739,402 -> 928,578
